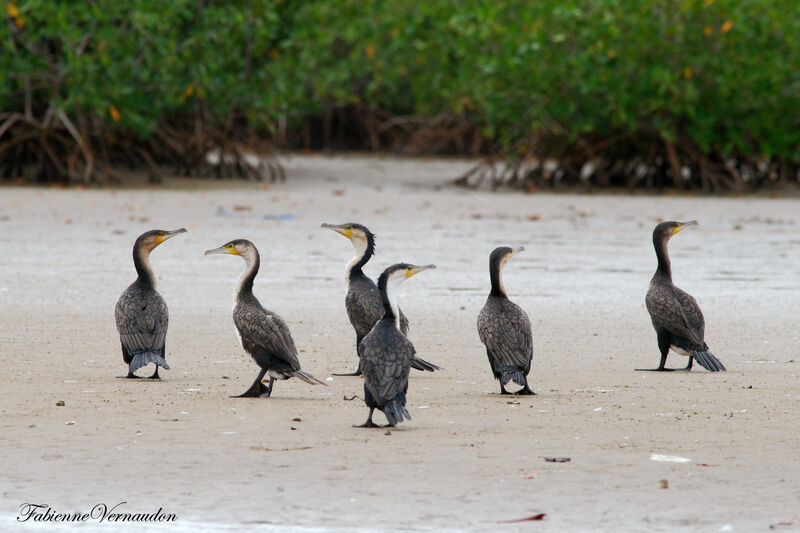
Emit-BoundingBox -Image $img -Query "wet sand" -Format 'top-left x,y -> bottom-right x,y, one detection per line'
1,155 -> 799,532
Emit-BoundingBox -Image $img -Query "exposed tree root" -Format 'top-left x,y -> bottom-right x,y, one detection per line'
0,108 -> 282,185
3,102 -> 797,191
455,132 -> 799,193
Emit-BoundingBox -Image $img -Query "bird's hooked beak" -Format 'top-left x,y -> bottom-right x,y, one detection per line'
320,223 -> 353,239
155,228 -> 187,244
673,220 -> 698,235
406,264 -> 436,278
204,244 -> 239,256
510,246 -> 525,258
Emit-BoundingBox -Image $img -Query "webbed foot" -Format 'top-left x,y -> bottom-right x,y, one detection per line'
333,369 -> 363,377
353,420 -> 392,428
635,367 -> 688,372
233,381 -> 271,398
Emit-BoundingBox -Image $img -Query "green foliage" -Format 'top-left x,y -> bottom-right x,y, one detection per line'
281,0 -> 800,159
1,0 -> 289,132
1,0 -> 799,185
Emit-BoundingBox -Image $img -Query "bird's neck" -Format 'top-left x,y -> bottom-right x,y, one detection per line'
345,236 -> 373,280
236,248 -> 260,303
490,262 -> 507,298
654,236 -> 673,281
379,277 -> 402,329
133,246 -> 156,288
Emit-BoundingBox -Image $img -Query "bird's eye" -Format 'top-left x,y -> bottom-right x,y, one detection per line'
344,225 -> 351,230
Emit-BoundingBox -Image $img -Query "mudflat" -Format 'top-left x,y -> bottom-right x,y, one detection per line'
1,155 -> 798,532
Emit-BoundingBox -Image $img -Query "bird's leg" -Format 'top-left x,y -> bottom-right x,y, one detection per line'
636,332 -> 675,371
148,366 -> 161,379
500,383 -> 512,395
333,334 -> 364,376
123,370 -> 142,379
683,356 -> 694,371
353,407 -> 381,428
265,376 -> 275,395
233,368 -> 270,398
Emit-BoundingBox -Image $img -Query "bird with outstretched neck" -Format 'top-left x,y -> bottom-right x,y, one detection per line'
477,246 -> 535,395
356,263 -> 436,428
321,222 -> 440,375
205,239 -> 325,397
639,221 -> 726,372
115,228 -> 186,379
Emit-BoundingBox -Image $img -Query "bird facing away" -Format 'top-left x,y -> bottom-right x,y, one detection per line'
477,246 -> 535,395
356,263 -> 436,428
115,228 -> 186,379
320,222 -> 440,375
639,221 -> 726,372
205,239 -> 325,397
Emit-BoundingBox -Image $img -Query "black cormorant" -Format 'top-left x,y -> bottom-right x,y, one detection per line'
356,263 -> 436,428
639,220 -> 726,372
320,222 -> 440,375
115,228 -> 186,379
205,239 -> 325,397
477,246 -> 534,395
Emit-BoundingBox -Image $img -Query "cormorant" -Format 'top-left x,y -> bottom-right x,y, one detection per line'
204,239 -> 325,397
320,222 -> 440,375
477,246 -> 535,395
115,228 -> 186,379
356,263 -> 436,428
639,220 -> 726,372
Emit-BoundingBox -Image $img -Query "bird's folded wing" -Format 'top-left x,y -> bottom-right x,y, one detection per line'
237,308 -> 301,369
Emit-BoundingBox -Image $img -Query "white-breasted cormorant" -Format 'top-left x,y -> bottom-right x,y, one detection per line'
356,263 -> 436,428
205,239 -> 324,397
639,220 -> 726,372
115,228 -> 186,379
320,222 -> 440,375
477,246 -> 535,395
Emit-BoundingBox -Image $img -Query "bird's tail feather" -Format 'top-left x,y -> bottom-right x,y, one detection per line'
292,369 -> 327,386
411,356 -> 442,372
692,350 -> 726,372
129,352 -> 170,373
500,367 -> 526,386
383,400 -> 411,426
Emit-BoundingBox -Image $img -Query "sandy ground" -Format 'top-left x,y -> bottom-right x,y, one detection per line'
0,155 -> 799,532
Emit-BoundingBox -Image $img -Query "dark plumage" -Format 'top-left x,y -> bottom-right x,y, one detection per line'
477,246 -> 534,395
205,239 -> 325,397
321,222 -> 440,375
356,262 -> 436,428
346,274 -> 409,343
639,221 -> 726,372
115,228 -> 186,378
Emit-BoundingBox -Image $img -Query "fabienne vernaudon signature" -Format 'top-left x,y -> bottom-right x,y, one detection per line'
17,502 -> 177,524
